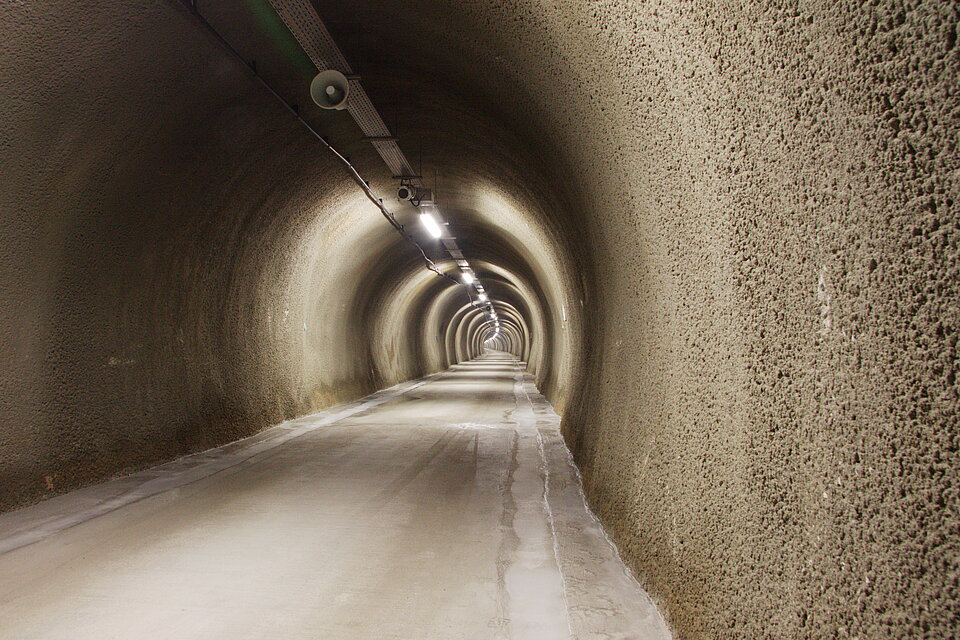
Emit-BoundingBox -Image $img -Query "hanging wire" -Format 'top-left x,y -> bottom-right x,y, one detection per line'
182,0 -> 470,297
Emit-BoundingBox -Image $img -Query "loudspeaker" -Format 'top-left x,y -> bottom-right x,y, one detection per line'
310,70 -> 350,110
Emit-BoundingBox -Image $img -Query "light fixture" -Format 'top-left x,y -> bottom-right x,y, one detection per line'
419,212 -> 442,239
478,293 -> 488,302
462,271 -> 474,285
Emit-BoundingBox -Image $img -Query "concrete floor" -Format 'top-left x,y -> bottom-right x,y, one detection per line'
0,354 -> 670,640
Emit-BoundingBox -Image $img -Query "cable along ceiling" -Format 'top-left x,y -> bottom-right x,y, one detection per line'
265,0 -> 500,333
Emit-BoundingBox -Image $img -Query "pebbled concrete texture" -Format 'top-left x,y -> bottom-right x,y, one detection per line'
314,0 -> 960,636
0,0 -> 583,513
558,4 -> 960,638
1,0 -> 957,637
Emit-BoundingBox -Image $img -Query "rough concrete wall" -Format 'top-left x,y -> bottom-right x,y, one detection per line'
0,0 -> 579,511
492,1 -> 959,637
314,0 -> 959,636
0,0 -> 376,509
565,3 -> 960,637
2,0 -> 957,636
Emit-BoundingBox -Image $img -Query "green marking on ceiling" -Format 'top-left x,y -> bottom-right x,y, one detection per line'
243,0 -> 317,79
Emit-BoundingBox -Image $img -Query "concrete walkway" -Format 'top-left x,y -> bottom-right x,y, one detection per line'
0,354 -> 671,640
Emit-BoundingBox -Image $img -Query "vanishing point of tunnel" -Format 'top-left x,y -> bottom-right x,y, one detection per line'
0,1 -> 957,638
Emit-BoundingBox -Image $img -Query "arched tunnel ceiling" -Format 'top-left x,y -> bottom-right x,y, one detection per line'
250,0 -> 594,408
0,0 -> 591,508
0,0 -> 957,637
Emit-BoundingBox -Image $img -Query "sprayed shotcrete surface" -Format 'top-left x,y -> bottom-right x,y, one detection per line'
0,355 -> 670,639
313,1 -> 959,636
0,0 -> 957,637
0,0 -> 581,512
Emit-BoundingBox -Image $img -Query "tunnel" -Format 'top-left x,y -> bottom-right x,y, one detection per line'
0,0 -> 957,638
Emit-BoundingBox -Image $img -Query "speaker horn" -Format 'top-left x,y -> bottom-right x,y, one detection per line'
310,70 -> 350,110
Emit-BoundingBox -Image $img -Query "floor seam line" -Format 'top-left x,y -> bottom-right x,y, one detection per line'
512,357 -> 575,639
